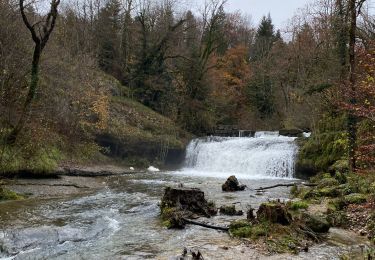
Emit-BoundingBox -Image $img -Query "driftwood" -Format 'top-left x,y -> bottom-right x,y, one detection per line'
7,183 -> 89,189
182,218 -> 229,232
254,183 -> 318,191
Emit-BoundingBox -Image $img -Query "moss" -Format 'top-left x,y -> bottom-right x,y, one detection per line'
288,201 -> 309,211
329,198 -> 347,211
0,187 -> 24,201
329,160 -> 349,174
267,235 -> 300,254
230,225 -> 253,238
327,210 -> 348,227
302,213 -> 330,233
160,206 -> 185,229
317,187 -> 341,197
343,193 -> 367,205
317,177 -> 339,189
229,219 -> 252,230
333,172 -> 347,184
310,172 -> 331,183
229,220 -> 270,239
251,222 -> 270,238
295,114 -> 347,177
370,182 -> 375,194
0,143 -> 63,176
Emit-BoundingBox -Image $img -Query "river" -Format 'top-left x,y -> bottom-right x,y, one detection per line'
0,134 -> 367,259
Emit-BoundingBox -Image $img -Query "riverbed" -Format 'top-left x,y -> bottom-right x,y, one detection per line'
0,171 -> 367,260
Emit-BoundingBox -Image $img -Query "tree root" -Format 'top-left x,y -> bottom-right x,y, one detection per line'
182,218 -> 229,231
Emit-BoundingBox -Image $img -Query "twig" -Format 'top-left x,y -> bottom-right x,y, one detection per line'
182,218 -> 229,232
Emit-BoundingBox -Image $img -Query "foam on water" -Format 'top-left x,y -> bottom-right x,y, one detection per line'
177,132 -> 298,179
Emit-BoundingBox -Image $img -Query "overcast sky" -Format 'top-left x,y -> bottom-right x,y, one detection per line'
194,0 -> 375,31
224,0 -> 316,29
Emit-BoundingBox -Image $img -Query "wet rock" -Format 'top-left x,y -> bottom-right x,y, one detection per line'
279,128 -> 303,137
222,176 -> 246,192
303,213 -> 330,233
256,202 -> 292,225
219,205 -> 243,216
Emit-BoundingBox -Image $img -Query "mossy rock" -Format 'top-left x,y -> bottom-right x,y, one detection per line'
302,213 -> 330,233
338,183 -> 358,195
329,198 -> 347,211
333,172 -> 347,184
219,205 -> 243,216
329,159 -> 349,174
0,187 -> 24,201
317,177 -> 339,189
310,172 -> 331,183
318,187 -> 341,197
327,210 -> 348,227
343,193 -> 367,205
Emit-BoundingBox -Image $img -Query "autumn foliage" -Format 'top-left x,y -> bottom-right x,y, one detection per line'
341,43 -> 375,172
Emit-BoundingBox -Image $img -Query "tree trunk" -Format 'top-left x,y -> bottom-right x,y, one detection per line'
347,0 -> 357,172
6,45 -> 41,144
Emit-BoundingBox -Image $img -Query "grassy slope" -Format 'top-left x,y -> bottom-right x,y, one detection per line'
0,63 -> 191,174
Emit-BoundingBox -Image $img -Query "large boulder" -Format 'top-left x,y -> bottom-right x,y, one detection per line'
302,213 -> 330,233
256,202 -> 292,225
222,176 -> 246,192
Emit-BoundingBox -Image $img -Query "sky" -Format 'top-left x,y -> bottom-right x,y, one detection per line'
220,0 -> 316,29
194,0 -> 375,31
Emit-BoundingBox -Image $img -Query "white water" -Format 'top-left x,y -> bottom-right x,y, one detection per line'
178,132 -> 298,179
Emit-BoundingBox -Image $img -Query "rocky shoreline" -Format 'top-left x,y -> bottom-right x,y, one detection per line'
0,165 -> 146,199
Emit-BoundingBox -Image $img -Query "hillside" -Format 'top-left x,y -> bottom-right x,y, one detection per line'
0,58 -> 191,175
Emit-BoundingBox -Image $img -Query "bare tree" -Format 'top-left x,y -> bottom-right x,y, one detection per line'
6,0 -> 61,143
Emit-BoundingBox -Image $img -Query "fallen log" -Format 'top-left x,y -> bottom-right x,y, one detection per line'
182,218 -> 229,232
7,183 -> 89,189
254,183 -> 317,191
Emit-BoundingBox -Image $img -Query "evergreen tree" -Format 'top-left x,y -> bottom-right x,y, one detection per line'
96,0 -> 121,73
247,14 -> 277,118
251,14 -> 276,61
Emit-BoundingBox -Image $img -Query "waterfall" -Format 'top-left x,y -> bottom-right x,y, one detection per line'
180,132 -> 298,179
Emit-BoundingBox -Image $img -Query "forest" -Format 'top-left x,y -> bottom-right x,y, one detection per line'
0,0 -> 373,174
1,0 -> 375,258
